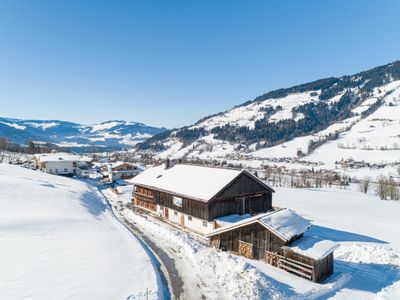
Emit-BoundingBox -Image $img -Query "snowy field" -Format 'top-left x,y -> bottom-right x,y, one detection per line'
0,164 -> 161,300
108,184 -> 400,299
274,187 -> 400,299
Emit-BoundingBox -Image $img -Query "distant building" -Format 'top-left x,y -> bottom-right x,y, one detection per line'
296,148 -> 305,157
34,153 -> 92,176
130,163 -> 274,235
102,162 -> 141,183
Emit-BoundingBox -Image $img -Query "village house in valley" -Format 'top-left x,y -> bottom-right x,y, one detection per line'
130,163 -> 274,234
101,162 -> 141,183
34,153 -> 93,176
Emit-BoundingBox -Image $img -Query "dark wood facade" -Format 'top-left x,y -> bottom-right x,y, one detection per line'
208,222 -> 334,283
282,248 -> 334,283
215,222 -> 285,259
132,171 -> 274,221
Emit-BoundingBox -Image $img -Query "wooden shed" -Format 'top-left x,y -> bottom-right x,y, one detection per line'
206,208 -> 338,283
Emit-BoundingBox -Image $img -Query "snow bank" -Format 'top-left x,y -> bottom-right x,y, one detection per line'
0,164 -> 160,300
118,205 -> 285,300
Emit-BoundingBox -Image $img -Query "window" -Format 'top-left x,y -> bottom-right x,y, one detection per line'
174,211 -> 178,216
202,220 -> 207,227
55,169 -> 58,173
173,196 -> 182,207
188,216 -> 192,221
64,168 -> 68,172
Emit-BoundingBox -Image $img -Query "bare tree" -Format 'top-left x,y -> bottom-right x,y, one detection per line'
290,170 -> 295,188
359,176 -> 372,194
7,151 -> 23,163
376,175 -> 388,200
0,137 -> 9,163
388,178 -> 400,200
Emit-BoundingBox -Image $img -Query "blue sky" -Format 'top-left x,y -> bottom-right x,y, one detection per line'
0,0 -> 399,128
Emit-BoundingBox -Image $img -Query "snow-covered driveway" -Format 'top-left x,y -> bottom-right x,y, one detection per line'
0,164 -> 162,300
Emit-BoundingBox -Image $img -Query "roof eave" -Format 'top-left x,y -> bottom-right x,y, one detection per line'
132,182 -> 210,203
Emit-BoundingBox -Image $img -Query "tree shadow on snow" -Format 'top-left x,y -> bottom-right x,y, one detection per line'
309,225 -> 388,244
79,190 -> 107,217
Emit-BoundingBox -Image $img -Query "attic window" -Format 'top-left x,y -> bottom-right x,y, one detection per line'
156,174 -> 163,178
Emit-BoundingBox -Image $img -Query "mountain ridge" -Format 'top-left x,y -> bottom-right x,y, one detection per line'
0,117 -> 167,152
134,60 -> 400,174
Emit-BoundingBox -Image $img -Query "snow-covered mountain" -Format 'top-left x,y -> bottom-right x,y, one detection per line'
0,118 -> 166,152
136,61 -> 400,176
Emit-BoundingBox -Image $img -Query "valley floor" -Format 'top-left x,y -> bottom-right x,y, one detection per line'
0,164 -> 162,300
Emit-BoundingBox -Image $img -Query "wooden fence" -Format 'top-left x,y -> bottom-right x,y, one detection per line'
265,251 -> 314,281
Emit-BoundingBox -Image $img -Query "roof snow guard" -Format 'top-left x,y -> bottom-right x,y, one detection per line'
206,208 -> 312,242
130,164 -> 274,202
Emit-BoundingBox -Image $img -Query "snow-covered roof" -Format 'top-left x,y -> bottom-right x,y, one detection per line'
285,235 -> 339,260
111,161 -> 133,169
130,164 -> 255,201
215,214 -> 251,227
116,185 -> 133,194
37,153 -> 92,163
259,208 -> 312,241
206,208 -> 312,242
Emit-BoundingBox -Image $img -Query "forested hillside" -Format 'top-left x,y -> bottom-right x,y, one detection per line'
136,61 -> 400,167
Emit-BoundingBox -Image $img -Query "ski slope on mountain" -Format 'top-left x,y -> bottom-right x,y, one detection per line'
0,164 -> 161,300
155,82 -> 400,178
306,82 -> 400,165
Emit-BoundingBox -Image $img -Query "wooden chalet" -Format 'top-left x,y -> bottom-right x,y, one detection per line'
206,208 -> 339,283
130,163 -> 275,234
102,162 -> 141,182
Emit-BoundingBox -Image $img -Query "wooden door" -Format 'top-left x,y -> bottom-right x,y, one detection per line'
210,237 -> 221,249
180,214 -> 185,227
164,207 -> 169,219
236,197 -> 245,215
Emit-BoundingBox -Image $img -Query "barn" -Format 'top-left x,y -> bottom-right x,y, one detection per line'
206,208 -> 339,283
130,163 -> 275,234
